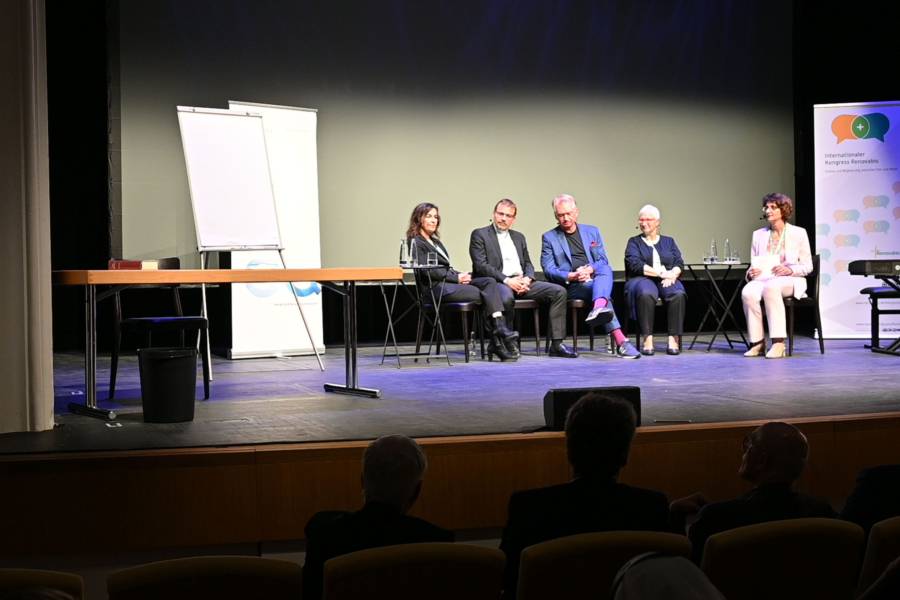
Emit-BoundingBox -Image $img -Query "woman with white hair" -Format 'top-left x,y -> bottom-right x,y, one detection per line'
623,204 -> 687,355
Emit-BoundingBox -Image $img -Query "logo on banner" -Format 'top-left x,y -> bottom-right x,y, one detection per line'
831,113 -> 890,143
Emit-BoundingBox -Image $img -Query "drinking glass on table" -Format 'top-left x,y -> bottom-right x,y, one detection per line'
427,252 -> 438,267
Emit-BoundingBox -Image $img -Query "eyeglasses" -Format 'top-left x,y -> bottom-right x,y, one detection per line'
638,218 -> 658,223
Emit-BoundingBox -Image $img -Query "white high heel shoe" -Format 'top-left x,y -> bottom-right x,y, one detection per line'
743,341 -> 765,357
765,341 -> 786,359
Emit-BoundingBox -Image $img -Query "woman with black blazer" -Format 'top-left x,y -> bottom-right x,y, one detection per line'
623,204 -> 687,356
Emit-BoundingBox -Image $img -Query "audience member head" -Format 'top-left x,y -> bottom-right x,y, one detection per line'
612,553 -> 725,600
361,434 -> 428,512
739,421 -> 809,486
406,202 -> 441,240
564,393 -> 637,479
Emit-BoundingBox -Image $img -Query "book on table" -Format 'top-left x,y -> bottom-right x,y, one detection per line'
108,259 -> 160,270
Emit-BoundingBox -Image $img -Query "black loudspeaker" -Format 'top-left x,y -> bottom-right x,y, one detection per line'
543,386 -> 641,430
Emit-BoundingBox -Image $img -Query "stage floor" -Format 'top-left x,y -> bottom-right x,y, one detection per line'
2,337 -> 897,455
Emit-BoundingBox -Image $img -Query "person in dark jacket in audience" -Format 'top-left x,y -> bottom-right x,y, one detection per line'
499,393 -> 670,599
671,421 -> 837,563
841,464 -> 900,535
302,435 -> 453,600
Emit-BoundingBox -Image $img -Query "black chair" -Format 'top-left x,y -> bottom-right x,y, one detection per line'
109,257 -> 210,399
545,299 -> 596,352
858,283 -> 900,352
784,254 -> 825,356
514,298 -> 542,356
416,301 -> 485,363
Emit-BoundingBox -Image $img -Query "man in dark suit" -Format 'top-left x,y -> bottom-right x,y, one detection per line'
303,435 -> 453,600
540,193 -> 640,358
671,421 -> 837,564
469,199 -> 576,358
499,393 -> 670,599
841,464 -> 900,535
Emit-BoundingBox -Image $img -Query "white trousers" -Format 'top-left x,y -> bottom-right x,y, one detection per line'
741,277 -> 796,341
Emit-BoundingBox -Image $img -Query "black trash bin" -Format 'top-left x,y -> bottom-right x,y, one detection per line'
138,347 -> 198,423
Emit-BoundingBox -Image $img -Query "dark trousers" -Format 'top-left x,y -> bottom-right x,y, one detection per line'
632,277 -> 686,336
429,277 -> 505,333
497,280 -> 567,340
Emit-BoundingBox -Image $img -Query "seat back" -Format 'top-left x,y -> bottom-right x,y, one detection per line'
806,253 -> 821,301
107,555 -> 301,600
323,542 -> 504,600
517,531 -> 691,600
701,518 -> 864,600
859,516 -> 900,595
0,568 -> 84,600
114,256 -> 184,320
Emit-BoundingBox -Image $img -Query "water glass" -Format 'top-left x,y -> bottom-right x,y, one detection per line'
427,252 -> 438,267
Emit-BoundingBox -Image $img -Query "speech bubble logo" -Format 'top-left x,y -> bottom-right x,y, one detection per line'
832,115 -> 856,143
834,234 -> 861,248
816,223 -> 831,236
834,259 -> 849,272
863,220 -> 890,233
832,113 -> 890,143
895,207 -> 900,219
819,248 -> 832,261
834,209 -> 860,222
821,273 -> 832,286
863,195 -> 890,208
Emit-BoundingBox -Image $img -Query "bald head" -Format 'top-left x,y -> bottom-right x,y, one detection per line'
740,422 -> 809,485
362,435 -> 427,511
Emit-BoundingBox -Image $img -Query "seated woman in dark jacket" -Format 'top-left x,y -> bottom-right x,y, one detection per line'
406,202 -> 519,361
623,204 -> 687,356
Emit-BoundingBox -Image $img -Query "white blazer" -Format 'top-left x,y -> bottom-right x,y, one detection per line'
749,222 -> 813,299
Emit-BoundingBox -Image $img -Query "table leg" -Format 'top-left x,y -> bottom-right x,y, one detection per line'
324,281 -> 381,398
380,281 -> 402,367
68,284 -> 117,420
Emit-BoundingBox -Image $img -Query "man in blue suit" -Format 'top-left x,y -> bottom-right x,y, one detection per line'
540,194 -> 640,358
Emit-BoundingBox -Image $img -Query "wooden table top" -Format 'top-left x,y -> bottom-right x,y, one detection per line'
53,267 -> 404,286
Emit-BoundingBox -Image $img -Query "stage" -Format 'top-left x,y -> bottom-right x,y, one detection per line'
3,336 -> 896,455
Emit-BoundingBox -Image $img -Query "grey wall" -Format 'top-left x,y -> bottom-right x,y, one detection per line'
118,1 -> 794,270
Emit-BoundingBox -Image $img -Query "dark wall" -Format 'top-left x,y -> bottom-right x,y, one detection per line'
792,0 -> 900,241
46,1 -> 110,351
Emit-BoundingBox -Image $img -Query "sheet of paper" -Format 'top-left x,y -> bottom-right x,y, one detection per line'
751,254 -> 780,280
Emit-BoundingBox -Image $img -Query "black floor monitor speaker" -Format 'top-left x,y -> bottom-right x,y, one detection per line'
543,386 -> 641,430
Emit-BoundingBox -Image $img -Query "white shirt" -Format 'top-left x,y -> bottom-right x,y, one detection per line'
495,225 -> 523,278
641,236 -> 663,273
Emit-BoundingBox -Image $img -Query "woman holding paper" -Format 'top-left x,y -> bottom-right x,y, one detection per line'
741,193 -> 812,358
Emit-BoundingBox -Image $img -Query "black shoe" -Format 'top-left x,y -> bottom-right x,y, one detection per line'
548,342 -> 578,358
488,335 -> 516,362
641,347 -> 655,356
666,347 -> 681,355
502,335 -> 521,359
584,306 -> 614,327
494,317 -> 520,342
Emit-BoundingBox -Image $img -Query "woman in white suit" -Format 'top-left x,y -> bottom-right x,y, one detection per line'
741,193 -> 813,358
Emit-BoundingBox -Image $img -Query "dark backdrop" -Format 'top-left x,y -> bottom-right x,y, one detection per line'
46,0 -> 898,351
